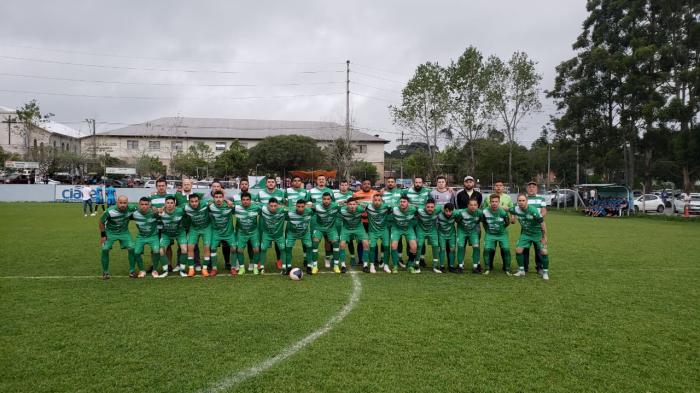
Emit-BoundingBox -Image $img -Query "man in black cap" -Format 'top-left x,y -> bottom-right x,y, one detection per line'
454,176 -> 483,272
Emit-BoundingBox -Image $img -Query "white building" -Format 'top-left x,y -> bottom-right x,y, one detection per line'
1,106 -> 84,157
82,117 -> 388,178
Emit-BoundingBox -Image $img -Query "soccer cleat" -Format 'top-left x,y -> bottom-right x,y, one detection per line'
84,214 -> 88,217
542,272 -> 550,281
102,273 -> 110,280
158,271 -> 168,278
505,271 -> 513,276
440,266 -> 446,273
210,268 -> 218,277
433,267 -> 442,274
224,263 -> 231,271
179,269 -> 188,277
340,266 -> 348,274
237,266 -> 245,275
312,266 -> 319,275
129,271 -> 137,278
382,264 -> 392,274
408,267 -> 419,274
324,259 -> 331,269
513,270 -> 526,277
90,212 -> 96,216
482,269 -> 490,275
333,266 -> 341,274
419,258 -> 427,268
472,267 -> 480,274
259,265 -> 265,274
276,260 -> 283,270
230,267 -> 238,277
138,271 -> 146,278
414,267 -> 421,273
398,259 -> 406,269
202,268 -> 210,277
306,266 -> 313,275
391,266 -> 398,274
281,268 -> 289,276
172,264 -> 181,272
370,264 -> 377,274
537,268 -> 544,276
187,267 -> 195,277
362,266 -> 370,273
151,270 -> 159,278
455,267 -> 464,274
253,266 -> 259,275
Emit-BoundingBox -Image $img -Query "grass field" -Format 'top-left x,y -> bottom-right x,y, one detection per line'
1,203 -> 698,393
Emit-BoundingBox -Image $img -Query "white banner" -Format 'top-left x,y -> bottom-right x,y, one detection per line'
5,161 -> 39,169
55,185 -> 88,202
105,167 -> 136,175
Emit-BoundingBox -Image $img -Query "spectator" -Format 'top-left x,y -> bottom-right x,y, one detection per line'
81,182 -> 95,217
454,176 -> 482,209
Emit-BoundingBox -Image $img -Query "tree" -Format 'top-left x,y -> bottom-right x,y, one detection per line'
213,140 -> 249,178
349,160 -> 379,183
170,142 -> 214,178
445,46 -> 493,175
0,146 -> 21,164
403,150 -> 432,180
324,138 -> 355,182
15,100 -> 42,154
135,154 -> 166,178
390,62 -> 449,181
485,52 -> 542,187
247,135 -> 326,173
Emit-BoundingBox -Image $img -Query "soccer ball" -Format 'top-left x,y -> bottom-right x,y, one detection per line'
289,267 -> 303,281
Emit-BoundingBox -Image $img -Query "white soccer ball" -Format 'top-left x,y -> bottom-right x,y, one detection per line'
289,267 -> 303,281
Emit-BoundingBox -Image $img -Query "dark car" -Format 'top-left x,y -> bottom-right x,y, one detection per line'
6,174 -> 34,184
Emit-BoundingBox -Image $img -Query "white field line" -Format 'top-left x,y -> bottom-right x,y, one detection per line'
199,272 -> 362,393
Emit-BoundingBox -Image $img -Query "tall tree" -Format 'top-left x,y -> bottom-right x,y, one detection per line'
247,135 -> 326,173
390,62 -> 449,181
213,140 -> 249,178
324,138 -> 355,182
445,46 -> 493,175
485,52 -> 542,186
15,100 -> 42,154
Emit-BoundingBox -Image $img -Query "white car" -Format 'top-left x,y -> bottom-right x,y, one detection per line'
634,194 -> 665,213
144,180 -> 156,188
193,181 -> 211,189
673,193 -> 700,215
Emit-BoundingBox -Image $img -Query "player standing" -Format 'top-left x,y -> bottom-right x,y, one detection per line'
131,197 -> 162,278
436,203 -> 458,273
510,194 -> 550,280
310,192 -> 341,272
365,194 -> 393,273
381,177 -> 403,266
403,176 -> 430,267
390,195 -> 419,273
258,198 -> 287,275
309,174 -> 335,267
455,199 -> 483,273
255,177 -> 286,269
523,181 -> 547,275
233,192 -> 261,275
184,194 -> 213,277
284,199 -> 314,274
414,198 -> 441,273
98,195 -> 136,280
338,198 -> 369,273
158,196 -> 188,277
481,194 -> 511,275
209,190 -> 237,277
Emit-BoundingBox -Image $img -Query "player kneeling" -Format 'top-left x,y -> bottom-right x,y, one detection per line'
510,194 -> 550,280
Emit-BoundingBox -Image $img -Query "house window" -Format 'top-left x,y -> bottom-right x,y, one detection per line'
53,141 -> 57,148
357,144 -> 367,154
127,140 -> 139,149
216,142 -> 227,151
171,141 -> 183,151
148,141 -> 160,150
61,142 -> 65,150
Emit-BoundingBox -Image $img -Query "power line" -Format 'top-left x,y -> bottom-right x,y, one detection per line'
352,81 -> 402,94
0,43 -> 345,65
0,88 -> 344,101
350,92 -> 397,104
0,55 -> 345,75
351,70 -> 404,84
352,62 -> 402,76
0,72 -> 344,88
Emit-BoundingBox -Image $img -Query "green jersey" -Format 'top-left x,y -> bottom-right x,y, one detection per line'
482,207 -> 510,236
415,205 -> 442,232
208,202 -> 234,234
259,205 -> 287,236
481,193 -> 514,210
148,193 -> 173,209
309,186 -> 334,203
526,194 -> 547,214
160,207 -> 186,237
286,208 -> 314,237
333,189 -> 354,204
403,187 -> 431,208
311,202 -> 340,231
100,205 -> 137,233
436,209 -> 458,237
131,208 -> 159,238
391,205 -> 417,231
184,203 -> 211,230
234,203 -> 261,233
285,187 -> 310,209
255,188 -> 286,205
381,188 -> 402,207
365,203 -> 392,232
510,205 -> 543,237
455,209 -> 483,233
339,205 -> 365,230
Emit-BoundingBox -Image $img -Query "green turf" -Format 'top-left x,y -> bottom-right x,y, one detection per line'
0,203 -> 698,392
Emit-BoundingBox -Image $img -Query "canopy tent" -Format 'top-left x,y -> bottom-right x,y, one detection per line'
288,170 -> 337,180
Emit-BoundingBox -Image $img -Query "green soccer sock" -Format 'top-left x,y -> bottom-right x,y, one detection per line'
362,249 -> 369,265
161,254 -> 170,271
541,254 -> 550,270
285,247 -> 294,268
483,249 -> 493,270
407,251 -> 416,268
312,240 -> 320,263
472,247 -> 480,267
447,248 -> 455,268
253,251 -> 260,266
187,256 -> 194,267
210,253 -> 219,270
151,252 -> 161,271
132,254 -> 142,272
332,245 -> 339,263
438,249 -> 446,267
369,246 -> 377,263
338,249 -> 346,265
203,257 -> 211,270
457,246 -> 465,267
516,253 -> 525,269
177,253 -> 187,267
100,250 -> 110,274
237,252 -> 245,267
502,249 -> 512,271
391,249 -> 400,267
305,247 -> 313,265
382,245 -> 390,265
127,249 -> 135,271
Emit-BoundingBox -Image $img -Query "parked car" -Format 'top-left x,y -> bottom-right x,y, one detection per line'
144,180 -> 156,188
193,180 -> 211,189
4,174 -> 34,184
101,178 -> 124,188
548,189 -> 577,206
673,193 -> 700,215
633,194 -> 665,213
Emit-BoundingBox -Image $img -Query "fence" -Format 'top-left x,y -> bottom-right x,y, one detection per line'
0,185 -> 155,202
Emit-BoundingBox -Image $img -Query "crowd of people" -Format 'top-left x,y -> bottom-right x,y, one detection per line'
584,197 -> 628,217
97,175 -> 551,281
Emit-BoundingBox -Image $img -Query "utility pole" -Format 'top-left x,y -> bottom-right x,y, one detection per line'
345,60 -> 350,141
397,129 -> 406,183
576,142 -> 580,185
2,115 -> 18,146
85,118 -> 96,158
546,142 -> 551,192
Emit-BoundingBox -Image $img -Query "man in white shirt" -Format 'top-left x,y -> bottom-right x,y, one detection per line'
81,182 -> 95,217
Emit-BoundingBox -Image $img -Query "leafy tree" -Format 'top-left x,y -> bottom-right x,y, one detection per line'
247,135 -> 326,173
135,154 -> 166,178
324,138 -> 355,182
171,142 -> 214,178
349,160 -> 378,183
403,150 -> 432,180
213,140 -> 249,178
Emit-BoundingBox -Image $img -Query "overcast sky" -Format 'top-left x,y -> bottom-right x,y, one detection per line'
0,0 -> 588,151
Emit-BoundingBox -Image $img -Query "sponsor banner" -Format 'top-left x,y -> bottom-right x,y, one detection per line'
105,167 -> 136,175
55,185 -> 88,202
5,161 -> 39,169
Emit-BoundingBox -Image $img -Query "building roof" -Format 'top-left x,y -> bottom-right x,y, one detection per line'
0,106 -> 17,115
37,120 -> 85,139
92,117 -> 389,143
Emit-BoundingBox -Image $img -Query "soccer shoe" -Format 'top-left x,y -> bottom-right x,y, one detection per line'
195,264 -> 202,272
362,266 -> 370,273
102,273 -> 110,280
276,260 -> 283,270
90,212 -> 96,216
84,214 -> 88,217
398,259 -> 406,269
513,270 -> 526,277
128,271 -> 137,278
340,266 -> 348,274
187,267 -> 195,277
224,263 -> 231,271
158,271 -> 168,278
542,272 -> 550,281
482,269 -> 490,275
306,266 -> 313,275
324,259 -> 331,269
210,268 -> 218,277
202,268 -> 210,277
138,271 -> 146,278
382,264 -> 392,274
172,264 -> 181,272
419,258 -> 427,268
312,266 -> 319,275
179,268 -> 188,277
350,257 -> 357,267
259,265 -> 265,274
537,268 -> 544,276
455,267 -> 464,274
238,266 -> 245,275
433,267 -> 442,273
281,268 -> 289,276
414,267 -> 421,273
408,267 -> 420,274
391,266 -> 398,274
333,266 -> 341,274
440,266 -> 446,273
230,267 -> 238,277
471,267 -> 480,274
253,266 -> 259,275
151,270 -> 159,278
370,264 -> 377,274
505,271 -> 513,276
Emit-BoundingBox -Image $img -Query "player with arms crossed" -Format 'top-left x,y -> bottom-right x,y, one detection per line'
98,195 -> 137,280
510,194 -> 550,280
